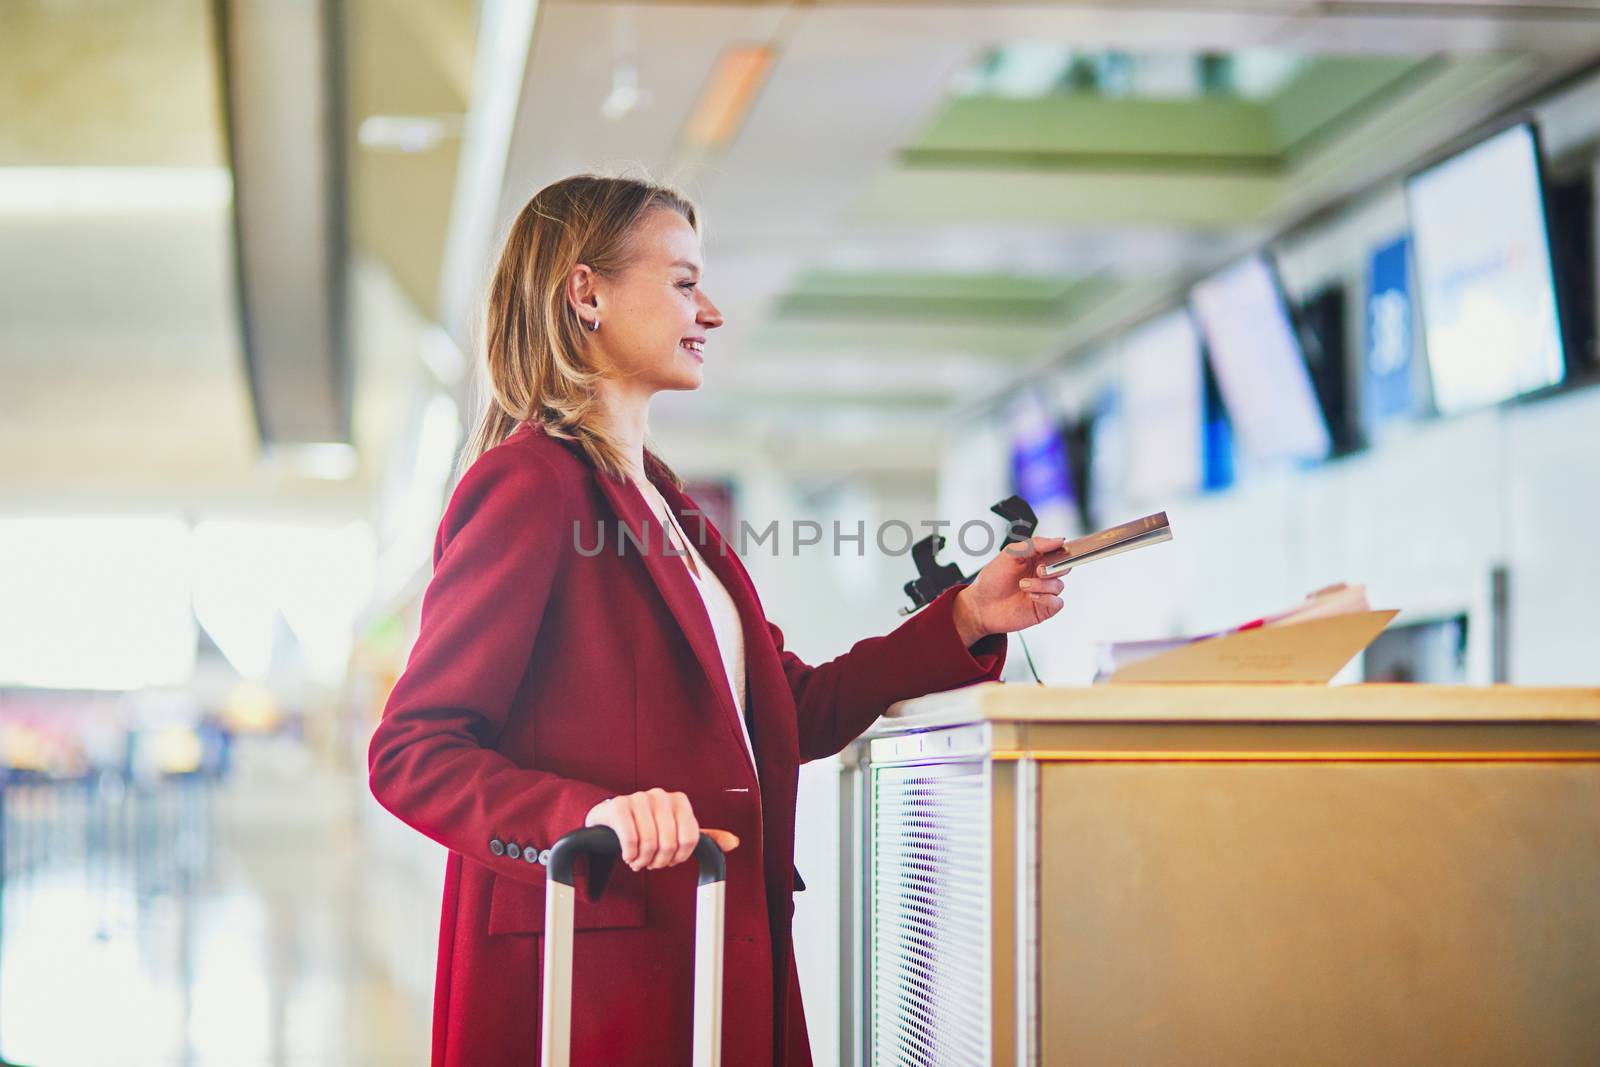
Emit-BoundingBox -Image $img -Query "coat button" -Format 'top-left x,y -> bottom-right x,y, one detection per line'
539,849 -> 552,865
523,847 -> 540,864
489,838 -> 505,856
506,842 -> 521,860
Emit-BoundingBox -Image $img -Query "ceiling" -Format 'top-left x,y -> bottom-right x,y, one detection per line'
0,0 -> 472,511
0,0 -> 256,499
486,0 -> 1600,478
3,0 -> 1600,506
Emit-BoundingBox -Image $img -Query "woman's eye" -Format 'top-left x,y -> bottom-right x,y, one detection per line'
678,280 -> 697,291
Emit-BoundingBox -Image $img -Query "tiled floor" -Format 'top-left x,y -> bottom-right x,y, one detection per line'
0,747 -> 431,1067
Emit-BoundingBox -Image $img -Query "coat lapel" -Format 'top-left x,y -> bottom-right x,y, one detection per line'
651,475 -> 793,773
589,461 -> 758,776
652,474 -> 804,918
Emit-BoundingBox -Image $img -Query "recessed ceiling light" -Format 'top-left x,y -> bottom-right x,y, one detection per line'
262,443 -> 360,480
357,114 -> 464,153
601,60 -> 653,121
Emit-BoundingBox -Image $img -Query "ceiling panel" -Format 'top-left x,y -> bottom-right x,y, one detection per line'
348,0 -> 475,319
0,0 -> 225,166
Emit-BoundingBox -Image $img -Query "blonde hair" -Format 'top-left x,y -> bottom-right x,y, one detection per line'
459,174 -> 696,487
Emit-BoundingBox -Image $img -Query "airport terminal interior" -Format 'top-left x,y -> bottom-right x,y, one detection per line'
5,1 -> 1600,1064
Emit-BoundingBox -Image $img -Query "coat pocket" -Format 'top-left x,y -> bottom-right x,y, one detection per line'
487,860 -> 647,936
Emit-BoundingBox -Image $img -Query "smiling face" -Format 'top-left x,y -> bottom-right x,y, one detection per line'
572,208 -> 724,398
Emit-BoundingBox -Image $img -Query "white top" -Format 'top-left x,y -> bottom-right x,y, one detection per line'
648,490 -> 758,783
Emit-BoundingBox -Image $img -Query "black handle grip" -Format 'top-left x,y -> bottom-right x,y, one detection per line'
547,826 -> 727,900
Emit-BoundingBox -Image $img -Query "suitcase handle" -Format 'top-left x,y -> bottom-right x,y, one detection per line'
541,826 -> 729,1067
547,826 -> 727,901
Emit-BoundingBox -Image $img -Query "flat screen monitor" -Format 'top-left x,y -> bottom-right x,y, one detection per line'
1086,387 -> 1125,530
1364,614 -> 1469,684
1008,396 -> 1078,533
1120,309 -> 1204,501
1190,255 -> 1331,462
1202,356 -> 1235,492
1406,122 -> 1567,414
1363,234 -> 1420,427
1059,416 -> 1095,533
1298,282 -> 1361,455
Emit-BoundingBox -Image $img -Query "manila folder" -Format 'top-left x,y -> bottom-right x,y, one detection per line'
1107,610 -> 1400,685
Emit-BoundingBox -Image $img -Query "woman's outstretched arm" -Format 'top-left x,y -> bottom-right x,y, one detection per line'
773,535 -> 1068,762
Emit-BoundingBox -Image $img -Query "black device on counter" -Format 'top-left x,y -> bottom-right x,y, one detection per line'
899,495 -> 1038,615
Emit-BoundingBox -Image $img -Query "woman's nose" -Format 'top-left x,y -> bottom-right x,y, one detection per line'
698,293 -> 724,329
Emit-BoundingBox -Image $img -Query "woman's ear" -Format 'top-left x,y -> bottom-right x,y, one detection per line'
566,263 -> 600,326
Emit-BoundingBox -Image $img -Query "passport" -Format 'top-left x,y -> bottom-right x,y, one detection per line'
1036,511 -> 1172,577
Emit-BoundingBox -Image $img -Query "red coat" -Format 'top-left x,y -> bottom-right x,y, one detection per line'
368,421 -> 1006,1066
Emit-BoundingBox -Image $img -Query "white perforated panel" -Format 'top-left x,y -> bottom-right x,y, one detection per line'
869,762 -> 990,1066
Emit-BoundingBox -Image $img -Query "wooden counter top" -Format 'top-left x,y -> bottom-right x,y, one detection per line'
879,682 -> 1600,732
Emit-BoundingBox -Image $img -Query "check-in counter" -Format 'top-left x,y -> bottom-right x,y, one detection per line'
839,683 -> 1600,1067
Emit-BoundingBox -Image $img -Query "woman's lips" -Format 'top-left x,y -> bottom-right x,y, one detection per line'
680,339 -> 704,362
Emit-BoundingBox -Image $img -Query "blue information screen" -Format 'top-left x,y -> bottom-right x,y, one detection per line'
1365,234 -> 1416,424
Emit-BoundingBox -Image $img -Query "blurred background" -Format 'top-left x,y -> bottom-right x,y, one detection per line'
3,0 -> 1600,1063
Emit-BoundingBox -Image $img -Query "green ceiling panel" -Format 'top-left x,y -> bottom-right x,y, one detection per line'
750,53 -> 1532,377
775,269 -> 1100,323
752,316 -> 1079,359
906,56 -> 1433,173
859,166 -> 1284,227
857,57 -> 1526,230
788,269 -> 1079,304
911,96 -> 1282,164
716,389 -> 956,410
1269,57 -> 1438,158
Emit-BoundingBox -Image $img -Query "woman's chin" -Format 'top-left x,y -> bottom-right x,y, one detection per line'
665,367 -> 704,391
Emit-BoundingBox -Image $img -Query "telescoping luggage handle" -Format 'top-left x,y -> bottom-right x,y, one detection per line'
539,826 -> 728,1067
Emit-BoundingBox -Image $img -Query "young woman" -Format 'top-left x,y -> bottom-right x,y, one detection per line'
367,175 -> 1067,1066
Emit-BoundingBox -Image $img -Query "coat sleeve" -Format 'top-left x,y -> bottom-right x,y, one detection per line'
770,582 -> 1007,762
367,444 -> 613,885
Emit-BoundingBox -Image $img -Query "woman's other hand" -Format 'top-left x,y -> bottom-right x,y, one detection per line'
584,789 -> 740,871
952,535 -> 1069,646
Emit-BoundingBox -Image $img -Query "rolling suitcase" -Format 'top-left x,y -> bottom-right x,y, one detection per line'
540,826 -> 727,1067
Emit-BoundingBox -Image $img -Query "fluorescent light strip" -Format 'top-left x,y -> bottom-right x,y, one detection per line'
684,45 -> 775,149
0,166 -> 232,217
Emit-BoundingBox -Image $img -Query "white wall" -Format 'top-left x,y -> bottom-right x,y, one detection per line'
945,388 -> 1600,688
725,461 -> 948,1064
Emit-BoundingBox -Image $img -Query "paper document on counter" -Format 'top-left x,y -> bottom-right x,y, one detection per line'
1098,584 -> 1397,684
